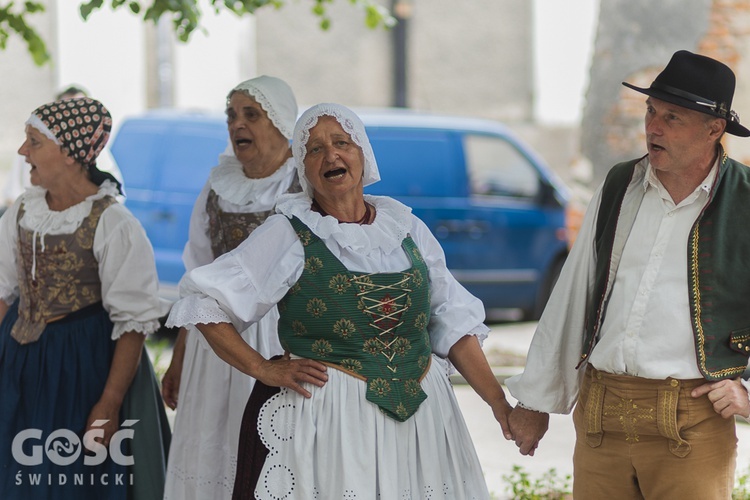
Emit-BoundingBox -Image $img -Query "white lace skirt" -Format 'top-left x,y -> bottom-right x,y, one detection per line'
165,311 -> 283,500
256,355 -> 491,500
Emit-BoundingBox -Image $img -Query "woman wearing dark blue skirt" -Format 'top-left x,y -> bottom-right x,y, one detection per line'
0,97 -> 171,499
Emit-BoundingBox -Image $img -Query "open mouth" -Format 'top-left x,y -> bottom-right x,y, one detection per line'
649,143 -> 665,152
324,168 -> 346,178
234,138 -> 252,147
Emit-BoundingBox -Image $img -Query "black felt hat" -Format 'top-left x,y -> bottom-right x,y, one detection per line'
623,50 -> 750,137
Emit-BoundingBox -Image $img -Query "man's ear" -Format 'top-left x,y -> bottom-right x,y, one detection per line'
709,118 -> 727,139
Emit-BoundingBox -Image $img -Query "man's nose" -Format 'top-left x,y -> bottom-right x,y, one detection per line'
645,116 -> 662,135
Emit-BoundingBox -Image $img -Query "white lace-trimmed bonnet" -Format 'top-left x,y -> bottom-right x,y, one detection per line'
292,103 -> 381,197
227,75 -> 298,140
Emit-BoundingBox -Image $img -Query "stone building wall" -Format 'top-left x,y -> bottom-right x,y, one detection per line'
582,0 -> 750,185
254,0 -> 534,122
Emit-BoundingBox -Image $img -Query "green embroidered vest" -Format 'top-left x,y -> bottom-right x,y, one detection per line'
581,154 -> 750,380
278,216 -> 433,421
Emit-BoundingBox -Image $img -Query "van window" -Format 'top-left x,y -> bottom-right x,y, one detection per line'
160,125 -> 228,194
111,122 -> 165,190
464,134 -> 539,198
366,128 -> 463,197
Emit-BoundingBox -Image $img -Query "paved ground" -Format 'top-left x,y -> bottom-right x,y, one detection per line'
470,321 -> 750,499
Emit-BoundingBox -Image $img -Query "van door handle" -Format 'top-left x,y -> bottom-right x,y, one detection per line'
435,220 -> 489,239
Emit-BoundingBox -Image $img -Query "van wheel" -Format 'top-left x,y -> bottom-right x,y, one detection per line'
529,255 -> 566,321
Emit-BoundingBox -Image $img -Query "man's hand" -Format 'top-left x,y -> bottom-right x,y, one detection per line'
692,378 -> 750,419
508,405 -> 550,456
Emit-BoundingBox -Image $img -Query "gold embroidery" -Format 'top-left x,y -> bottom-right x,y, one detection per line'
414,312 -> 428,331
404,379 -> 421,396
311,339 -> 333,357
369,378 -> 391,397
340,359 -> 363,373
305,256 -> 324,274
392,337 -> 411,356
291,320 -> 307,336
332,318 -> 356,338
12,198 -> 111,344
329,274 -> 351,294
411,247 -> 423,263
689,223 -> 745,378
395,403 -> 408,420
410,269 -> 424,288
603,397 -> 654,443
363,339 -> 381,356
296,230 -> 312,246
353,275 -> 373,294
306,298 -> 327,318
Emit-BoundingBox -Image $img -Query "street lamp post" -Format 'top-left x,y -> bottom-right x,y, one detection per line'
391,0 -> 413,108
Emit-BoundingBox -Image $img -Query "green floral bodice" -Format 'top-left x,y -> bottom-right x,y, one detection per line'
278,216 -> 432,421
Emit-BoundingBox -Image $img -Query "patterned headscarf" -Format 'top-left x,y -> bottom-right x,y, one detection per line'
26,97 -> 122,193
292,103 -> 380,197
227,75 -> 298,140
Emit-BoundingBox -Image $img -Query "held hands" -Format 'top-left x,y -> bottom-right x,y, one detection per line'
691,378 -> 750,419
508,406 -> 550,456
489,396 -> 515,441
257,352 -> 329,398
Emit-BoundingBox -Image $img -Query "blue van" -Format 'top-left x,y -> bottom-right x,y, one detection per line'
110,108 -> 576,319
110,110 -> 228,298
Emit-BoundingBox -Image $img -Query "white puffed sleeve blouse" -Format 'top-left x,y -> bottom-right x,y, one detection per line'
0,182 -> 170,339
167,193 -> 489,358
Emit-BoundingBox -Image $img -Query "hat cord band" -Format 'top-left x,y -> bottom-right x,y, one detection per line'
650,81 -> 722,111
651,82 -> 716,106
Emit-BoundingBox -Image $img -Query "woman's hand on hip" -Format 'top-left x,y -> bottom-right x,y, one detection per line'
258,352 -> 329,398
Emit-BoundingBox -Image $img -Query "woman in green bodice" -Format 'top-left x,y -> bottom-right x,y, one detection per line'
166,103 -> 513,499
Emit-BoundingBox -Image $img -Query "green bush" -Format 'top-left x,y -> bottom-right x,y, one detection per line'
501,465 -> 571,500
499,463 -> 750,499
735,465 -> 750,500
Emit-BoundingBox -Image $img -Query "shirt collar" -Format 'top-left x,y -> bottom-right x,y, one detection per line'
642,153 -> 720,199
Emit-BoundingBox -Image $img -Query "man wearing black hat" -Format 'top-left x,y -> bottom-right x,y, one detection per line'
504,50 -> 750,499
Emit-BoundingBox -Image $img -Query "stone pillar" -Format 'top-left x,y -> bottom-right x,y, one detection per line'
581,0 -> 713,185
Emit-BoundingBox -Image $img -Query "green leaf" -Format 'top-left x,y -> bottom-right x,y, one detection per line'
79,0 -> 104,20
24,2 -> 45,14
6,0 -> 395,67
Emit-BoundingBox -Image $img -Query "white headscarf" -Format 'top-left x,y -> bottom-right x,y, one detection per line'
292,103 -> 381,197
227,75 -> 298,140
